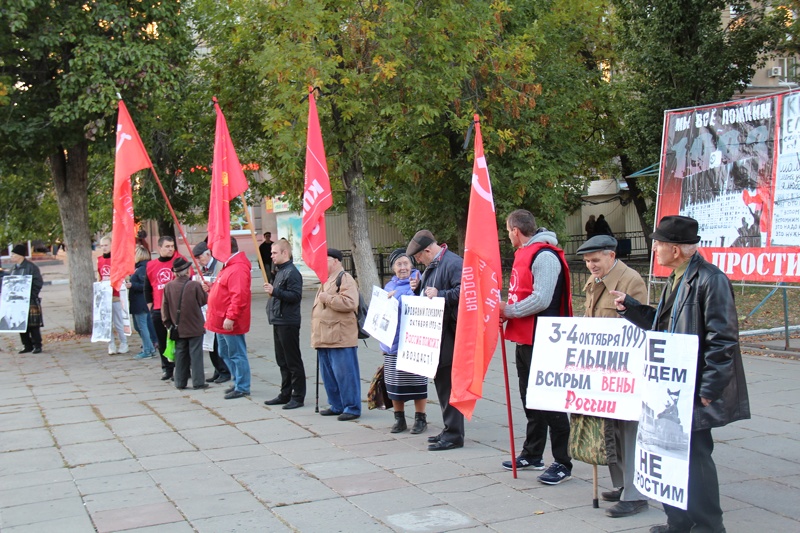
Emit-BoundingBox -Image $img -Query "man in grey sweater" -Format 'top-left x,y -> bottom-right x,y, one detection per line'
500,210 -> 574,485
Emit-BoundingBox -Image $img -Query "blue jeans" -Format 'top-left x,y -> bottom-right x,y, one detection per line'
217,333 -> 250,393
131,313 -> 155,354
318,347 -> 361,415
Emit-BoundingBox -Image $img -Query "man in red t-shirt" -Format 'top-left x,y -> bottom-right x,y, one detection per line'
145,236 -> 186,381
97,235 -> 128,355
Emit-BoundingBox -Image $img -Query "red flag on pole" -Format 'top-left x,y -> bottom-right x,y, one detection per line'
450,114 -> 503,420
111,100 -> 152,292
209,97 -> 249,262
302,87 -> 333,283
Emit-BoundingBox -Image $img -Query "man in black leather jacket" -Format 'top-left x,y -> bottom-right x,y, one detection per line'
611,216 -> 750,533
263,239 -> 306,410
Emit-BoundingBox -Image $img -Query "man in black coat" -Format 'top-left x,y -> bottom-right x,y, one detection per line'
407,230 -> 464,451
611,216 -> 750,533
263,239 -> 306,409
8,244 -> 44,353
259,232 -> 275,284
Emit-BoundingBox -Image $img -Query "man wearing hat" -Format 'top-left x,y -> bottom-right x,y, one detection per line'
406,230 -> 464,450
611,215 -> 750,533
162,258 -> 208,390
311,249 -> 361,420
205,237 -> 252,399
192,241 -> 230,384
576,234 -> 649,518
264,238 -> 306,410
500,210 -> 573,484
8,245 -> 44,353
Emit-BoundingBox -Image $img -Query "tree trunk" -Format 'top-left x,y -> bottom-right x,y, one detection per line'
48,141 -> 94,334
342,158 -> 380,304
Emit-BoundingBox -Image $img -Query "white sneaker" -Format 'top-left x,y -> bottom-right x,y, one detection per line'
108,343 -> 117,355
118,344 -> 129,354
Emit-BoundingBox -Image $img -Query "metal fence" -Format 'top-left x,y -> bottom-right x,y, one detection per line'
341,249 -> 652,301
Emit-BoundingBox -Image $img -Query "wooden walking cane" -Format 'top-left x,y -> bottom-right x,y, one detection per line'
499,326 -> 518,479
593,464 -> 599,508
315,354 -> 320,413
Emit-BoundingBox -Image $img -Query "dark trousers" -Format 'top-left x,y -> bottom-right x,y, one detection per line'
208,335 -> 229,377
516,343 -> 572,470
174,336 -> 205,388
274,325 -> 306,401
434,364 -> 465,445
663,429 -> 724,533
20,327 -> 42,350
151,309 -> 174,372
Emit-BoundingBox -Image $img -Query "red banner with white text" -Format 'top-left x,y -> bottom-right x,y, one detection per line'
656,92 -> 800,281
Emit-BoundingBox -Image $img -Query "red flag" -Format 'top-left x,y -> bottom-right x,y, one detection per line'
302,88 -> 333,283
209,98 -> 249,262
450,115 -> 503,420
111,100 -> 152,292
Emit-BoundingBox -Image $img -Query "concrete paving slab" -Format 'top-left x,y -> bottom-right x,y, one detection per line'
191,508 -> 292,533
172,491 -> 265,521
349,485 -> 446,520
236,417 -> 315,443
107,414 -> 173,437
0,466 -> 73,491
0,409 -> 45,431
122,432 -> 196,457
0,480 -> 81,508
91,501 -> 184,533
0,447 -> 65,475
0,513 -> 95,533
262,436 -> 356,465
234,466 -> 338,506
60,439 -> 133,466
136,450 -> 209,471
200,443 -> 267,462
75,471 -> 157,496
215,453 -> 294,475
0,496 -> 88,527
41,405 -> 100,426
179,425 -> 257,449
302,457 -> 382,480
490,509 -> 607,533
92,401 -> 154,420
83,485 -> 170,514
722,506 -> 800,533
722,478 -> 800,519
383,506 -> 478,532
323,470 -> 411,497
0,427 -> 55,452
51,420 -> 116,446
69,458 -> 144,480
275,499 -> 393,532
158,409 -> 227,431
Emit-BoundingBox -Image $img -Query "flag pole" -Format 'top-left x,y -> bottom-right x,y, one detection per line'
146,166 -> 203,276
499,326 -> 518,479
239,194 -> 269,284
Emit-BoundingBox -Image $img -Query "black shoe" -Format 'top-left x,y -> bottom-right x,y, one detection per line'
605,500 -> 648,518
264,396 -> 290,406
649,526 -> 689,533
224,390 -> 250,399
161,372 -> 173,381
32,347 -> 42,354
225,385 -> 235,394
193,384 -> 210,390
391,412 -> 407,433
602,487 -> 623,502
282,399 -> 304,410
427,433 -> 443,443
18,347 -> 33,354
176,385 -> 186,390
410,412 -> 427,434
214,374 -> 231,384
320,408 -> 341,416
206,373 -> 220,383
428,440 -> 463,451
501,456 -> 545,471
337,413 -> 359,421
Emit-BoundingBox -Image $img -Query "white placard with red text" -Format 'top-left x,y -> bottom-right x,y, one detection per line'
396,295 -> 445,379
526,317 -> 647,420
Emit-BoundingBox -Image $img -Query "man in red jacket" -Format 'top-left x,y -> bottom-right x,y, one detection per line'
205,237 -> 252,399
145,236 -> 187,381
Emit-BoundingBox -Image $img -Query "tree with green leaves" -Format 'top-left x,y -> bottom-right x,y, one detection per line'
609,0 -> 788,237
1,1 -> 192,333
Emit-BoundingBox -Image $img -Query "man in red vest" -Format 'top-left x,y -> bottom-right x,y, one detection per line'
500,209 -> 574,485
145,236 -> 185,381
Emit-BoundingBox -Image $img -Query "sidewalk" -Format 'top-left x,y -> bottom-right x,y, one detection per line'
1,265 -> 799,532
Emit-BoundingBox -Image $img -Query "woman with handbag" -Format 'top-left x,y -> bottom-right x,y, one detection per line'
380,248 -> 428,434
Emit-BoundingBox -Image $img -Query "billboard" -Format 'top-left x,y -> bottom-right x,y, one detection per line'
657,92 -> 800,282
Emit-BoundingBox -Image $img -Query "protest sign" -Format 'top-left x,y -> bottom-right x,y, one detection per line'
91,281 -> 113,343
526,317 -> 647,420
0,275 -> 32,333
634,331 -> 699,511
396,295 -> 445,378
364,286 -> 399,346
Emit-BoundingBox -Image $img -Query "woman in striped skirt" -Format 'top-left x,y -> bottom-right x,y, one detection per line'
380,248 -> 428,434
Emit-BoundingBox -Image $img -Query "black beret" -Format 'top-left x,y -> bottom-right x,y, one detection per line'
327,248 -> 343,262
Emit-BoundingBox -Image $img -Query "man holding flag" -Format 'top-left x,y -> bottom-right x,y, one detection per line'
205,99 -> 252,400
500,209 -> 574,485
407,230 -> 464,451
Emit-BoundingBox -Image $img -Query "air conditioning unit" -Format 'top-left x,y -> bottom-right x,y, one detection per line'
769,66 -> 782,78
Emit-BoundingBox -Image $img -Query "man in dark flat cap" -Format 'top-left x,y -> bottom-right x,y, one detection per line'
192,241 -> 230,384
407,230 -> 465,451
576,234 -> 649,518
611,215 -> 750,533
311,248 -> 361,420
